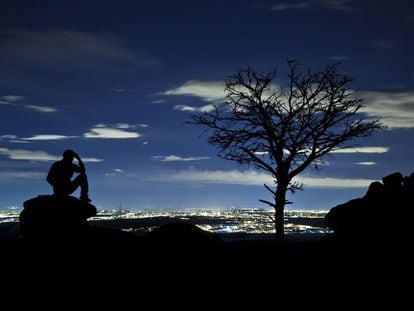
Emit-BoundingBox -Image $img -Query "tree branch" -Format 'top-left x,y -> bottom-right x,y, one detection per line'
259,199 -> 276,208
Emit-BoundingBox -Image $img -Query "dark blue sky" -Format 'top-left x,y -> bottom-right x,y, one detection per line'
0,0 -> 413,210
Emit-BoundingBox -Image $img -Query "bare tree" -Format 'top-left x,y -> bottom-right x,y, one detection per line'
191,59 -> 383,242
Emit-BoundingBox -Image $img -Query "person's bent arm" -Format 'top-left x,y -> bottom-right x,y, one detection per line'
73,152 -> 86,174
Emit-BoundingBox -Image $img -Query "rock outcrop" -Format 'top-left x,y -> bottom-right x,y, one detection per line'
20,195 -> 97,241
325,171 -> 414,241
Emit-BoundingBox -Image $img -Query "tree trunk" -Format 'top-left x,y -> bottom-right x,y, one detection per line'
275,184 -> 288,242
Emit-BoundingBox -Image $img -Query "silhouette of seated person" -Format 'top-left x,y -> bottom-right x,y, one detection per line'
47,149 -> 91,202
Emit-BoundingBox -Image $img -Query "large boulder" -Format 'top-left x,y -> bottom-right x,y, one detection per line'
324,198 -> 367,238
325,171 -> 414,242
20,195 -> 97,241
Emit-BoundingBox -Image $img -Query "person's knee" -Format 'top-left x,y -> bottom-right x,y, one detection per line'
78,172 -> 88,180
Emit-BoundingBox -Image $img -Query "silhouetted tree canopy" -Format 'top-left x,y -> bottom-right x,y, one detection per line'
191,59 -> 383,241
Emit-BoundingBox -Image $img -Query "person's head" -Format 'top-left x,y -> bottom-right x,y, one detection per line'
63,149 -> 75,162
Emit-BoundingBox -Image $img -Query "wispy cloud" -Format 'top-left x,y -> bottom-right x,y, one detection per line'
332,147 -> 389,154
0,95 -> 57,113
94,122 -> 148,129
297,176 -> 372,188
373,40 -> 396,50
254,151 -> 269,156
271,0 -> 355,12
105,168 -> 125,176
162,80 -> 225,103
157,169 -> 371,188
111,87 -> 126,92
0,135 -> 18,140
0,148 -> 60,162
174,104 -> 215,113
165,83 -> 414,129
1,95 -> 24,102
25,105 -> 58,113
9,140 -> 31,144
110,123 -> 135,129
153,155 -> 211,162
0,148 -> 103,162
0,29 -> 159,70
360,91 -> 414,129
2,134 -> 76,142
21,135 -> 77,141
1,135 -> 31,144
0,171 -> 45,182
84,123 -> 142,139
152,99 -> 166,104
162,169 -> 268,185
356,162 -> 376,166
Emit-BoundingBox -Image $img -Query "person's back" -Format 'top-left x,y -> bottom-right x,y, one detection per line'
47,160 -> 75,194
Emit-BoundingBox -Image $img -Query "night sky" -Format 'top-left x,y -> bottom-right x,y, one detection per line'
0,0 -> 413,211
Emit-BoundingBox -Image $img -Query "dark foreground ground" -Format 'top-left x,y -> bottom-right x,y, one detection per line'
1,219 -> 412,301
0,228 -> 412,305
1,220 -> 410,266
